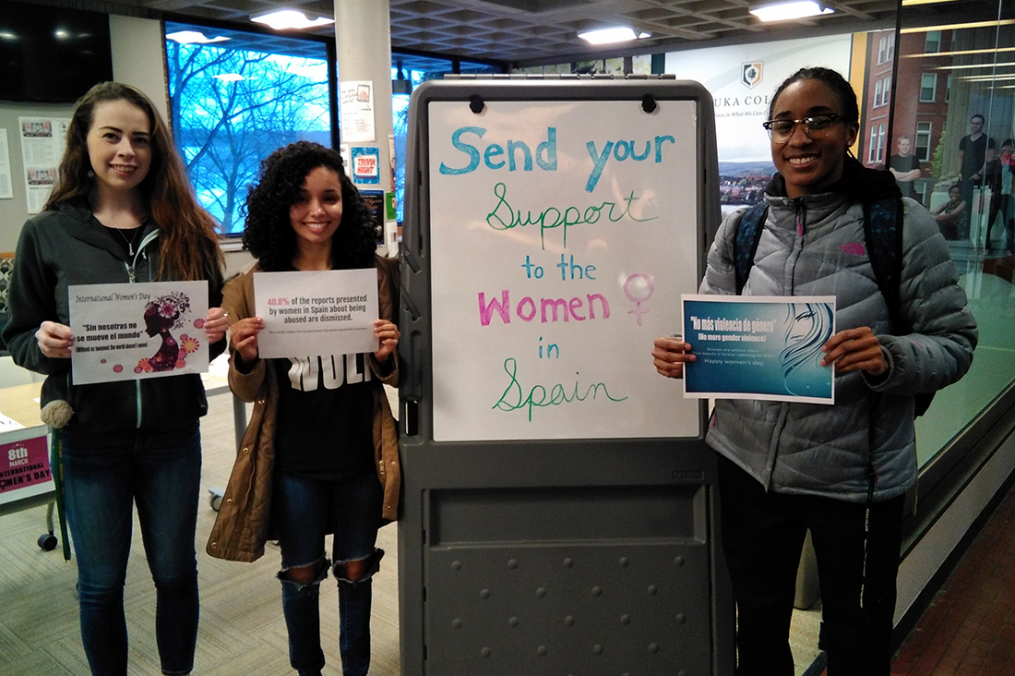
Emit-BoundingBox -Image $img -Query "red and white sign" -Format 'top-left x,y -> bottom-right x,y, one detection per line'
0,428 -> 52,505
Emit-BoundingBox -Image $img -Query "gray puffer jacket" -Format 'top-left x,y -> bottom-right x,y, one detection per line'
702,172 -> 977,503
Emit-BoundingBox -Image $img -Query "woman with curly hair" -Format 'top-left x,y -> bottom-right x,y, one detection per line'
207,141 -> 400,676
2,81 -> 227,676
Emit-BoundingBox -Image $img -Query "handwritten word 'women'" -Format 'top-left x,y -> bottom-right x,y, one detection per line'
486,182 -> 657,249
478,291 -> 610,326
493,357 -> 628,421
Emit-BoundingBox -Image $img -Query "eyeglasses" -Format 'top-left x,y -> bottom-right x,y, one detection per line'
762,113 -> 849,143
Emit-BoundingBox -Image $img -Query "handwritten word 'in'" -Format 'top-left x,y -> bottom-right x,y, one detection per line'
493,358 -> 627,421
486,182 -> 656,250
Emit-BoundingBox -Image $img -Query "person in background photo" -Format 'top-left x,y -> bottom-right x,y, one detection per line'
985,138 -> 1015,253
888,134 -> 922,204
206,141 -> 400,676
652,67 -> 977,676
957,113 -> 996,239
930,183 -> 967,241
2,82 -> 228,676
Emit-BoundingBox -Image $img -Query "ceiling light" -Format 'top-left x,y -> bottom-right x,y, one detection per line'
251,9 -> 334,30
578,27 -> 639,45
749,1 -> 834,22
165,30 -> 230,45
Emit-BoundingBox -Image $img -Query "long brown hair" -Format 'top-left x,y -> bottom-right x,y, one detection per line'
46,82 -> 224,281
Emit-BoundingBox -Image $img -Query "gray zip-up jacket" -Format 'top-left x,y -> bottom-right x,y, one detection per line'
702,176 -> 977,503
2,201 -> 224,432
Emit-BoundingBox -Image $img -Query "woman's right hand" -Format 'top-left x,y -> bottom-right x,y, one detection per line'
36,321 -> 74,359
230,317 -> 264,363
652,336 -> 695,379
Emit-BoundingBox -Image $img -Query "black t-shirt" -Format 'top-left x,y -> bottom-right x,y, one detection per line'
889,154 -> 921,198
959,134 -> 996,181
273,352 -> 375,478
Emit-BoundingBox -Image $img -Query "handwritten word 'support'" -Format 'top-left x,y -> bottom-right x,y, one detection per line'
486,183 -> 657,249
437,126 -> 676,193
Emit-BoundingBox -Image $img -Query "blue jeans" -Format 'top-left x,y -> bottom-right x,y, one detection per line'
62,423 -> 201,676
273,470 -> 384,676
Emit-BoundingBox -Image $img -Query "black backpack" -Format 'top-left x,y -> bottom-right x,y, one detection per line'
731,197 -> 934,416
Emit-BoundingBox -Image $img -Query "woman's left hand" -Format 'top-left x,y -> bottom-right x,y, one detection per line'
203,307 -> 229,344
374,319 -> 400,361
820,326 -> 887,376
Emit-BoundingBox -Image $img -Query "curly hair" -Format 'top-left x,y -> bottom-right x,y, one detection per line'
768,67 -> 860,124
243,141 -> 379,272
46,82 -> 223,281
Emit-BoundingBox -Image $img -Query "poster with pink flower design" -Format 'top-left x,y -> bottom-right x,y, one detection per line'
68,281 -> 209,385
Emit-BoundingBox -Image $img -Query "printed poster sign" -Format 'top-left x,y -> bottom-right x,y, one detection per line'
339,80 -> 376,143
19,116 -> 71,213
351,146 -> 381,185
0,427 -> 52,506
69,281 -> 210,385
253,269 -> 378,359
682,295 -> 836,404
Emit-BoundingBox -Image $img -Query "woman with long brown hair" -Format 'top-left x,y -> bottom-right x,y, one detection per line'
3,81 -> 227,676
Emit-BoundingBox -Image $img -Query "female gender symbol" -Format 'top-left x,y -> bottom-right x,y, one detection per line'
623,273 -> 655,326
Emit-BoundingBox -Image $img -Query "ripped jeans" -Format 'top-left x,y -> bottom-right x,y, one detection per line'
273,469 -> 384,676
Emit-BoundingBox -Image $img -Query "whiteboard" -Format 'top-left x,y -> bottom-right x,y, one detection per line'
429,98 -> 701,442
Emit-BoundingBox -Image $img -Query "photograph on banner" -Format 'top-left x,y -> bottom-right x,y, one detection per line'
69,280 -> 209,385
665,35 -> 851,216
0,427 -> 52,506
253,269 -> 378,359
682,294 -> 836,404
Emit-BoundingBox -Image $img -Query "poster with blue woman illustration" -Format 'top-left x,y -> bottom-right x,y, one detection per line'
68,281 -> 209,385
682,295 -> 836,404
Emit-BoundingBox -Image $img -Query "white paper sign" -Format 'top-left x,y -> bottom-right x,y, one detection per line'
339,80 -> 376,143
19,117 -> 70,213
253,269 -> 378,359
69,281 -> 210,385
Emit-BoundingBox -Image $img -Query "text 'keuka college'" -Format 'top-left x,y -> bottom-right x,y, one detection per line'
437,126 -> 676,192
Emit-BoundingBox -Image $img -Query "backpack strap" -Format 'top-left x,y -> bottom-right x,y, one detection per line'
862,196 -> 904,332
861,196 -> 933,415
733,202 -> 769,294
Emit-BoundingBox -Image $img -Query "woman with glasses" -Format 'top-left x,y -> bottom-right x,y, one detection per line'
652,67 -> 977,675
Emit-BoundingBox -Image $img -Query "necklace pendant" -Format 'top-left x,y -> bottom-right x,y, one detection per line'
129,243 -> 134,256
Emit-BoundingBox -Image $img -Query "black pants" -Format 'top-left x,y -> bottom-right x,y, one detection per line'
716,455 -> 905,676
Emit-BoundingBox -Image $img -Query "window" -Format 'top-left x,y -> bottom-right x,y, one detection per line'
164,21 -> 333,235
390,58 -> 500,223
915,122 -> 932,162
878,36 -> 889,64
868,127 -> 879,164
925,30 -> 942,54
874,76 -> 892,107
876,124 -> 886,164
920,73 -> 938,103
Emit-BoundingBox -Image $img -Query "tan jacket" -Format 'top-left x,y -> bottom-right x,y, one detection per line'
207,256 -> 401,562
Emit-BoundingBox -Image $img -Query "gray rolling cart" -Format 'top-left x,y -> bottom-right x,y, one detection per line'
397,76 -> 734,675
